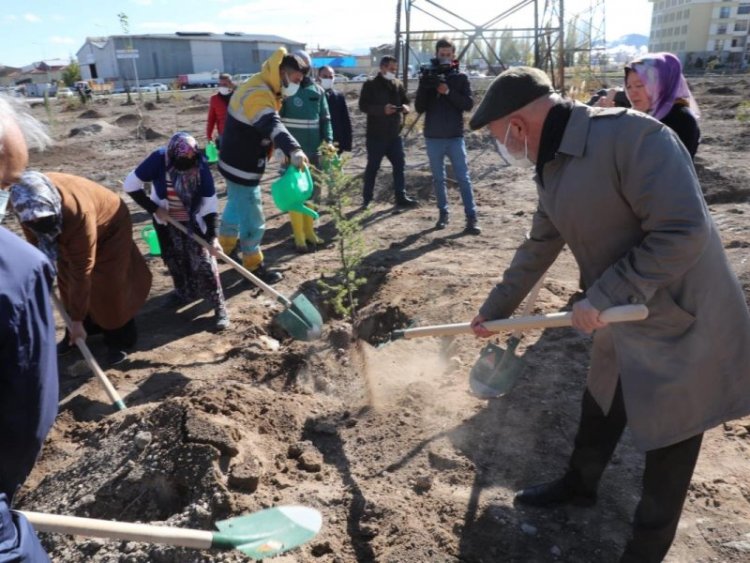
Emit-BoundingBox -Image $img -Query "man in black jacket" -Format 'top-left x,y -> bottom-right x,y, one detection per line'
415,38 -> 480,234
358,56 -> 417,208
318,66 -> 352,154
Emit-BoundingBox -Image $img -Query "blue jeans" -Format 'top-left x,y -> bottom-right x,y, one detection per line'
425,137 -> 477,219
363,136 -> 406,203
219,181 -> 265,256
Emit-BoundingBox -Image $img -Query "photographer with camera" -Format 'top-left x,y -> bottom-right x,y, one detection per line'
415,38 -> 480,234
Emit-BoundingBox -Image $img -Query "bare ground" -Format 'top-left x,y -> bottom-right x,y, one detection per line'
11,76 -> 750,562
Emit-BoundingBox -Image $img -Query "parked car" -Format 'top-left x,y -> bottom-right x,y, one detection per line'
350,74 -> 370,83
136,85 -> 156,93
56,87 -> 74,98
148,83 -> 169,92
232,73 -> 252,84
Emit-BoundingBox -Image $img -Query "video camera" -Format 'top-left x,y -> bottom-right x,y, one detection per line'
418,57 -> 459,89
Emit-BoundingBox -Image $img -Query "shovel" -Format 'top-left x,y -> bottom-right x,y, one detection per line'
21,505 -> 322,559
52,294 -> 127,411
469,275 -> 546,399
164,216 -> 323,341
390,304 -> 649,340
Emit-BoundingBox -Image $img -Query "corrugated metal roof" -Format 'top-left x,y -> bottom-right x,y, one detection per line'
84,32 -> 303,45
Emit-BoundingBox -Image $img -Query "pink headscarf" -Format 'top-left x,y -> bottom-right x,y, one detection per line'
625,52 -> 699,121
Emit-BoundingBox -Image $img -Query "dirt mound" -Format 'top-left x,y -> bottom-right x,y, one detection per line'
144,101 -> 158,111
136,127 -> 166,140
178,104 -> 208,115
68,121 -> 117,138
78,109 -> 104,119
707,86 -> 738,95
114,113 -> 141,126
188,94 -> 208,103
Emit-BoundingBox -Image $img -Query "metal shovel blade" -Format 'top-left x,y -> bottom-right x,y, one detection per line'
213,505 -> 322,558
275,294 -> 323,341
469,337 -> 526,399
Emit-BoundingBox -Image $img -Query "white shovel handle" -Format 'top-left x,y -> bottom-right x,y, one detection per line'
20,511 -> 213,550
162,216 -> 290,307
52,294 -> 126,410
395,304 -> 649,340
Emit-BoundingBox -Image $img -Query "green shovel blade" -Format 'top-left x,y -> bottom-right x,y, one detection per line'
212,505 -> 322,559
469,338 -> 526,399
275,294 -> 323,341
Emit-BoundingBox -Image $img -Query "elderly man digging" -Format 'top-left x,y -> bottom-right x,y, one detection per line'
469,67 -> 750,562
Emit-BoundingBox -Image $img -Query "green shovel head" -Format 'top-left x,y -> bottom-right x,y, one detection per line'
212,505 -> 322,559
275,293 -> 323,341
469,338 -> 526,399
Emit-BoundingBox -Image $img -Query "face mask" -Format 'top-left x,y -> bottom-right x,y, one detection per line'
282,80 -> 300,98
438,57 -> 452,66
173,156 -> 198,171
218,87 -> 232,96
0,190 -> 8,223
27,215 -> 59,236
320,78 -> 334,90
383,71 -> 396,81
495,123 -> 534,169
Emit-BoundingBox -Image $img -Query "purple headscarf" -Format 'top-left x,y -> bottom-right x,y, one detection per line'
165,132 -> 202,218
625,52 -> 699,121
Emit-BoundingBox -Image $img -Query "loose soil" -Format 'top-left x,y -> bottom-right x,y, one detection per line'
11,77 -> 750,563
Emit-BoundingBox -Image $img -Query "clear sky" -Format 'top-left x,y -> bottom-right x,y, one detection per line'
1,0 -> 653,67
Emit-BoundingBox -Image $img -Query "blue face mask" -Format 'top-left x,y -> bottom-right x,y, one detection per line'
0,190 -> 9,223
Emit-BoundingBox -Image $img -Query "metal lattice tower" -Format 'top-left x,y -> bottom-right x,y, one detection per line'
395,1 -> 606,92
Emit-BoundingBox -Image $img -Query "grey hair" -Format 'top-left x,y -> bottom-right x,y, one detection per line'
0,94 -> 52,154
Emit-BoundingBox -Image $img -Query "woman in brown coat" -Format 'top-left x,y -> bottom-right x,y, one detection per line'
10,170 -> 152,366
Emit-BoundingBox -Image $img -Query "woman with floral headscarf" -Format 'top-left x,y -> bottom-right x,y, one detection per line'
625,52 -> 701,159
123,132 -> 229,330
10,170 -> 152,366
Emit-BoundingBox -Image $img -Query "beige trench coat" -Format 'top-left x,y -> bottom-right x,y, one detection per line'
479,104 -> 750,451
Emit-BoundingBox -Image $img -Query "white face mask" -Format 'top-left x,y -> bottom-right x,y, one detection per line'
0,190 -> 8,223
282,80 -> 300,98
495,123 -> 534,169
217,86 -> 232,96
320,78 -> 334,90
383,71 -> 396,81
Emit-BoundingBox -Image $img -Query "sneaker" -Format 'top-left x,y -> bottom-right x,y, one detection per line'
105,348 -> 129,367
253,263 -> 283,284
396,195 -> 418,208
215,309 -> 231,331
464,217 -> 482,235
435,213 -> 449,230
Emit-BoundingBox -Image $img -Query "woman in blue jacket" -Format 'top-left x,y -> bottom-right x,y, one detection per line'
124,132 -> 229,330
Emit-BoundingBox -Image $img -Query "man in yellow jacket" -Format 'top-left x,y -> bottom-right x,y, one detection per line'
218,47 -> 309,283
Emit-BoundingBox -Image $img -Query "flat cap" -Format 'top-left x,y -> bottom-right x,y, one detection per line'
469,66 -> 554,130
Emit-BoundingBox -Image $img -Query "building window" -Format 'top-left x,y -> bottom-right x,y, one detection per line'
682,25 -> 688,34
719,7 -> 730,18
736,21 -> 749,32
715,39 -> 725,51
739,4 -> 750,15
680,41 -> 686,49
718,24 -> 728,34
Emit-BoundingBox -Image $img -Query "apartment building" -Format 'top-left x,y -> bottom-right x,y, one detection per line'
649,0 -> 750,68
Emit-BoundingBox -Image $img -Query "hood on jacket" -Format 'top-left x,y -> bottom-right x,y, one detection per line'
260,46 -> 287,95
229,46 -> 288,118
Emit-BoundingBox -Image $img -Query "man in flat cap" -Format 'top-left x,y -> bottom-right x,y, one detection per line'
469,67 -> 750,562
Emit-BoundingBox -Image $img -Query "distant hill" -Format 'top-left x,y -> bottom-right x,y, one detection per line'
608,34 -> 649,48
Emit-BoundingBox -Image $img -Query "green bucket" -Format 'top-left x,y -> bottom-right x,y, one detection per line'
271,165 -> 318,219
205,140 -> 219,164
141,225 -> 161,256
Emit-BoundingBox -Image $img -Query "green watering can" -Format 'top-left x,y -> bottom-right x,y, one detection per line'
271,165 -> 318,219
140,225 -> 161,256
205,140 -> 219,164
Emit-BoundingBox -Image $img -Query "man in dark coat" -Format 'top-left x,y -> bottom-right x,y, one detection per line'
1,94 -> 57,562
318,65 -> 352,154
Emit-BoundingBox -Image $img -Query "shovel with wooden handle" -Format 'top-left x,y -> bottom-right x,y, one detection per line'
52,294 -> 127,411
163,216 -> 323,341
390,304 -> 649,340
469,275 -> 546,399
21,505 -> 322,559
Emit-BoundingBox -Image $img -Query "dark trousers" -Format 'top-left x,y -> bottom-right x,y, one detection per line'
82,317 -> 138,350
566,381 -> 703,563
363,136 -> 406,203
